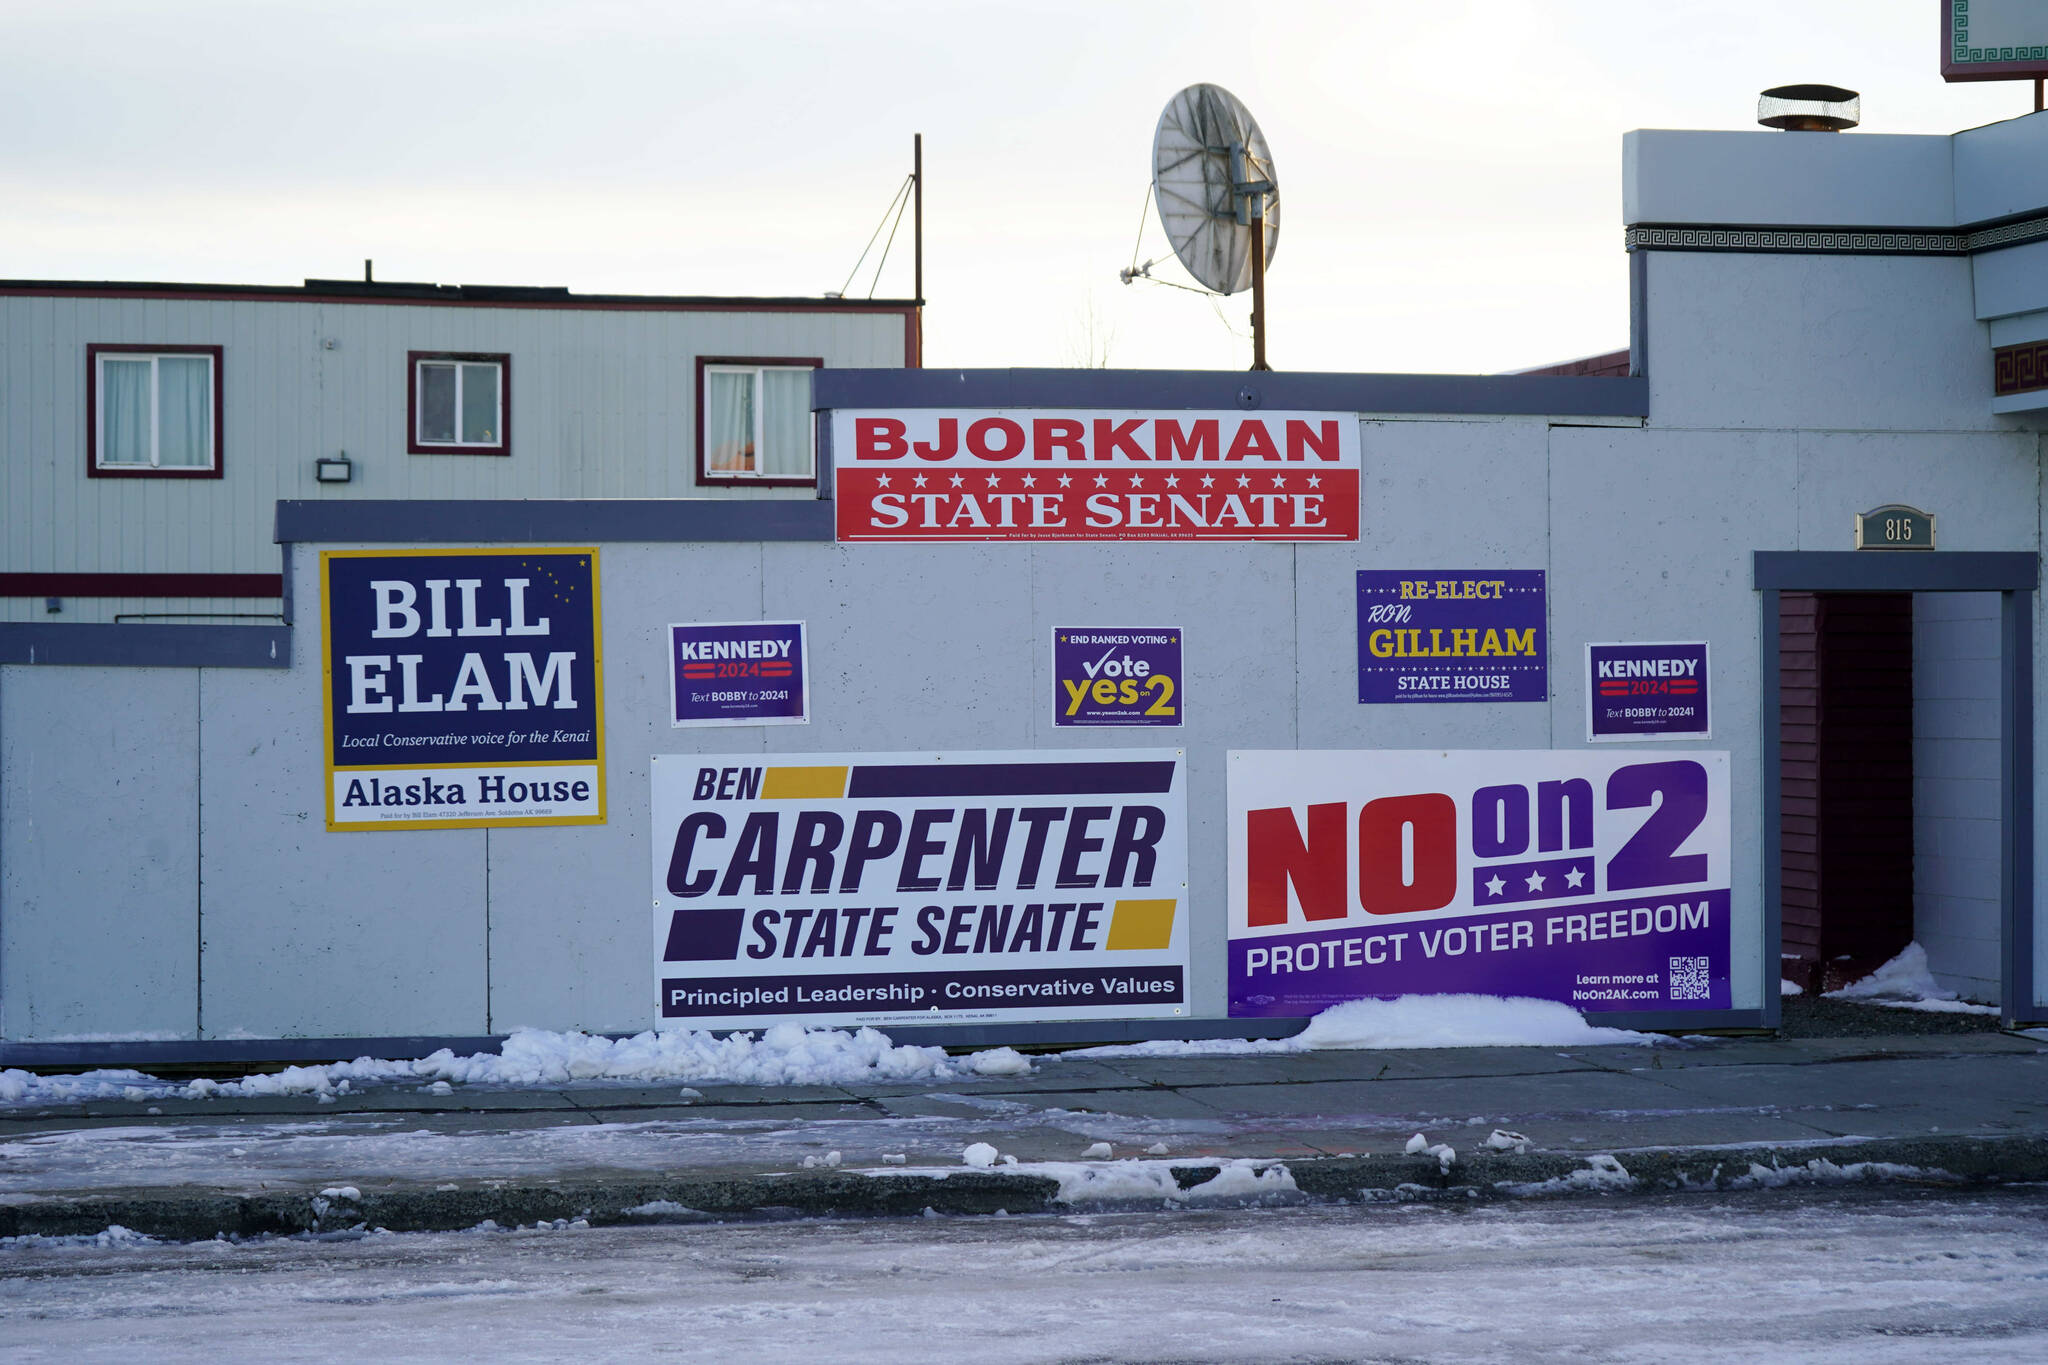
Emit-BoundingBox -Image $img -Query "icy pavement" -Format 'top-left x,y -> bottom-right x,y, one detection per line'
5,1189 -> 2048,1363
5,1027 -> 2048,1241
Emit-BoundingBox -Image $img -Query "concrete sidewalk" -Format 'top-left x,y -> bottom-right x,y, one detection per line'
5,1030 -> 2047,1240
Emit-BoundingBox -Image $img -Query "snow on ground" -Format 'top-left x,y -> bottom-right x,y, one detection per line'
0,1026 -> 1035,1107
1070,994 -> 1657,1058
4,1191 -> 2047,1364
1824,942 -> 2001,1015
2,995 -> 1662,1111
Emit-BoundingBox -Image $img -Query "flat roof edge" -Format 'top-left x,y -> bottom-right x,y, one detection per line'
0,280 -> 917,312
812,369 -> 1649,418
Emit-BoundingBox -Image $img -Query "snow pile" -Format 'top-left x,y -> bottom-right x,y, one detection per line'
1711,1157 -> 1954,1191
1824,943 -> 2000,1015
1497,1154 -> 1634,1197
0,1224 -> 159,1251
962,1142 -> 1000,1168
1073,994 -> 1656,1059
0,1068 -> 178,1105
1403,1134 -> 1457,1172
963,1047 -> 1033,1077
2,1025 -> 1037,1107
1780,977 -> 1804,997
1484,1129 -> 1530,1154
1042,1158 -> 1298,1206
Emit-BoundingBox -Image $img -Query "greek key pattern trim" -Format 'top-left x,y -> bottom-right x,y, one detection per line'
1994,341 -> 2048,397
1627,215 -> 2048,257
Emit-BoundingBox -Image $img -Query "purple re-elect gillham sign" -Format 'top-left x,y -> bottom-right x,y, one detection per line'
1357,570 -> 1547,704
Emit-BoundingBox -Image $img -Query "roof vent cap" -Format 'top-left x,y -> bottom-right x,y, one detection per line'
1758,84 -> 1860,132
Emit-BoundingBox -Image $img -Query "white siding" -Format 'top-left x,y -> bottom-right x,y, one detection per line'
1,293 -> 910,623
1913,591 -> 2003,1002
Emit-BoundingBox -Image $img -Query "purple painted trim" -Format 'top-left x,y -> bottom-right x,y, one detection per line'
407,351 -> 510,457
84,344 -> 225,479
695,356 -> 824,488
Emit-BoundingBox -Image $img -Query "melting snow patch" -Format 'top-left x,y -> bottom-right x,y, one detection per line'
1824,943 -> 1998,1014
3,1025 -> 1037,1107
1485,1129 -> 1530,1154
1497,1154 -> 1633,1197
1187,1160 -> 1299,1201
621,1200 -> 706,1220
1712,1158 -> 1954,1191
1070,995 -> 1657,1059
1045,1159 -> 1298,1206
965,1048 -> 1033,1077
962,1142 -> 999,1168
1081,1142 -> 1113,1159
881,1153 -> 907,1164
1780,978 -> 1804,997
1,1224 -> 159,1251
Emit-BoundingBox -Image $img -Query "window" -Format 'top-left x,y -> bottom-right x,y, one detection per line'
87,344 -> 223,478
696,356 -> 822,486
408,352 -> 509,456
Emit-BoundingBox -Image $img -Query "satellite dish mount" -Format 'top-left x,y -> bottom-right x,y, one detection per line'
1148,84 -> 1282,371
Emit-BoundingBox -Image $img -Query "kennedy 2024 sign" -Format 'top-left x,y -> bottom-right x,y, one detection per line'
651,749 -> 1189,1029
322,549 -> 604,831
1227,750 -> 1731,1016
831,409 -> 1359,543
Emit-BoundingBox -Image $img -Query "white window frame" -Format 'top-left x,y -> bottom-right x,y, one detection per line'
94,350 -> 217,471
700,361 -> 818,484
412,356 -> 505,451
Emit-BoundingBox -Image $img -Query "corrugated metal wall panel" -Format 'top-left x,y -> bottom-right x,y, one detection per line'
2,296 -> 902,594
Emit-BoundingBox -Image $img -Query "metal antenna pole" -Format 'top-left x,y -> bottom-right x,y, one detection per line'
913,133 -> 924,367
1248,200 -> 1269,371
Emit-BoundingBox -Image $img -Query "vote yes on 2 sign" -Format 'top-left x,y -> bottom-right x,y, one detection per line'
1053,628 -> 1184,727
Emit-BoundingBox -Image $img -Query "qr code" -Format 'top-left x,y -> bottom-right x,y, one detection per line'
1669,956 -> 1711,1001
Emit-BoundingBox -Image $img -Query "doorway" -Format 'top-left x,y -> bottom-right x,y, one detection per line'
1756,552 -> 2037,1026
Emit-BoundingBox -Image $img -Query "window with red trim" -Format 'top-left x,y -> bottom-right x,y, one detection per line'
696,357 -> 821,487
87,344 -> 223,478
409,352 -> 509,456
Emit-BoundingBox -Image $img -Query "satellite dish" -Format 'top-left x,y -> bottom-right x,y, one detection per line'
1148,84 -> 1280,369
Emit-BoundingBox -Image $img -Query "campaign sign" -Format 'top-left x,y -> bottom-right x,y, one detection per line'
1357,570 -> 1547,704
1053,627 -> 1183,727
1587,642 -> 1709,741
670,621 -> 809,728
1227,750 -> 1732,1016
322,548 -> 604,831
651,749 -> 1190,1028
831,408 -> 1360,543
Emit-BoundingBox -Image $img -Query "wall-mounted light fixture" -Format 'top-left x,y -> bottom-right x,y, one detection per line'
315,453 -> 354,483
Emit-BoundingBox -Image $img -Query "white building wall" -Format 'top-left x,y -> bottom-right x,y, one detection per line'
0,667 -> 199,1039
1913,592 -> 2003,1002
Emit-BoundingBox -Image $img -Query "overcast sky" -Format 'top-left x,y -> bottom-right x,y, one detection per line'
1,1 -> 2031,374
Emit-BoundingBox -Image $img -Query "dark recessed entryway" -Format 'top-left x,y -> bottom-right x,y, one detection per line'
1756,552 -> 2038,1027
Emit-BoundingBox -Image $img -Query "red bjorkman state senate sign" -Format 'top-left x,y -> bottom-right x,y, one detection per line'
830,409 -> 1360,543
